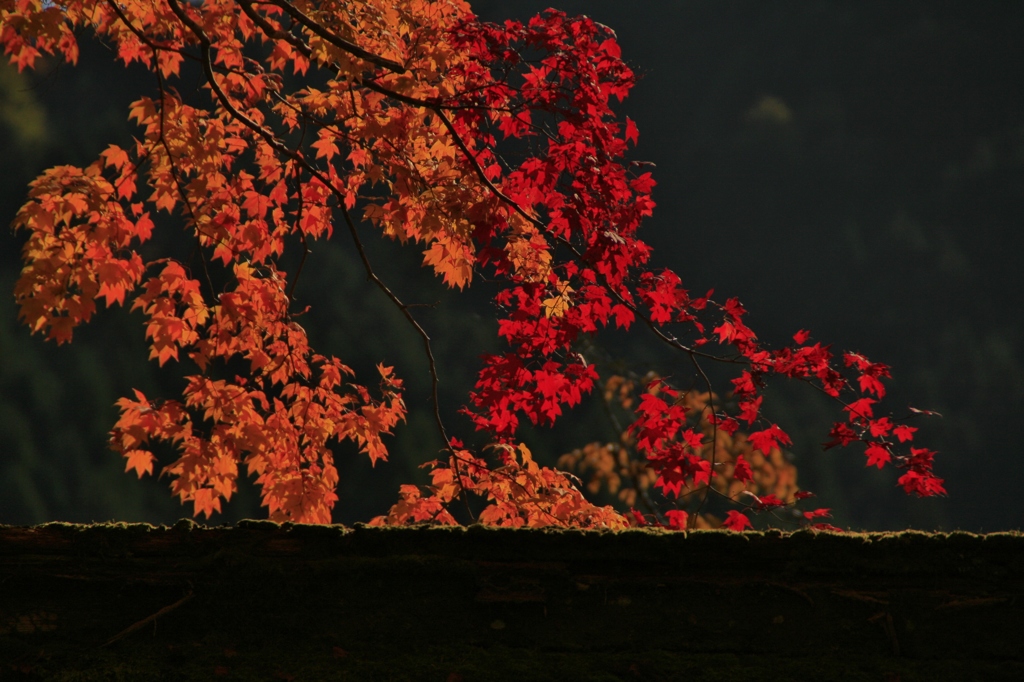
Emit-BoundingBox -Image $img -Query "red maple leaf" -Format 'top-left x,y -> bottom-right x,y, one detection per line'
733,454 -> 752,483
748,424 -> 791,455
624,117 -> 639,145
893,424 -> 918,443
865,443 -> 892,469
845,397 -> 875,423
665,509 -> 688,530
722,510 -> 752,531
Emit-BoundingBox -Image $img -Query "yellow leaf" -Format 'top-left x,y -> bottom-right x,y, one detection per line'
542,283 -> 574,318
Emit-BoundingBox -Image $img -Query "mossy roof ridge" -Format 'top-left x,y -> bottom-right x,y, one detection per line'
8,518 -> 1024,540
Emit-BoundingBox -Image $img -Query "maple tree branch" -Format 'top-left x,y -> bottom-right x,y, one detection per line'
362,76 -> 517,113
269,0 -> 407,74
171,4 -> 447,431
436,115 -> 549,237
237,0 -> 312,59
426,92 -> 736,524
436,99 -> 757,382
552,233 -> 729,363
169,0 -> 268,104
592,374 -> 663,519
286,135 -> 309,303
288,229 -> 310,304
687,356 -> 718,526
239,1 -> 523,181
166,1 -> 300,179
167,0 -> 475,516
240,4 -> 510,117
153,70 -> 216,298
104,0 -> 195,61
410,87 -> 743,376
362,57 -> 744,382
338,205 -> 447,438
109,146 -> 152,200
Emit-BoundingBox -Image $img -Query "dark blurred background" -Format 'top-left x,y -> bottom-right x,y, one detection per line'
1,1 -> 1021,530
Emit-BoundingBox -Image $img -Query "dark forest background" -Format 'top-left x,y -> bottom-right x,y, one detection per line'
1,1 -> 1021,531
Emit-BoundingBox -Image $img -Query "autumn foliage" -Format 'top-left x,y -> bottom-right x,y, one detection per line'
2,0 -> 943,528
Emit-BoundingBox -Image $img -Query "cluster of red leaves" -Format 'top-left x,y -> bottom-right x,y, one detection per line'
3,0 -> 942,526
559,374 -> 829,532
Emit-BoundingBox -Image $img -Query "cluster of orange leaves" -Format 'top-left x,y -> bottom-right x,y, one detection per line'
371,442 -> 627,529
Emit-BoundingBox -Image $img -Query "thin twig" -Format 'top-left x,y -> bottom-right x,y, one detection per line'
337,207 -> 475,521
154,69 -> 216,298
102,591 -> 193,647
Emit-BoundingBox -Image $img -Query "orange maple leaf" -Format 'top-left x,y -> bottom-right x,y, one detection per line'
123,449 -> 155,478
